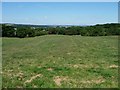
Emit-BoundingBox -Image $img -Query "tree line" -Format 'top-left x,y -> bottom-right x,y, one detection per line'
1,23 -> 120,38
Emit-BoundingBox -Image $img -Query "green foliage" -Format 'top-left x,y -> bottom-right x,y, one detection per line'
2,23 -> 120,38
2,25 -> 15,37
16,27 -> 28,38
0,24 -> 2,36
64,26 -> 80,35
48,27 -> 58,34
16,27 -> 36,38
35,28 -> 48,36
57,27 -> 66,35
27,28 -> 35,37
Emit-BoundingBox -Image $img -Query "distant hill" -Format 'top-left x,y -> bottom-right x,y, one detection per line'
1,23 -> 90,28
1,23 -> 53,28
1,23 -> 120,28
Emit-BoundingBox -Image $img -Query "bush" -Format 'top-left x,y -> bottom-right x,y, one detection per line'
27,28 -> 35,37
48,27 -> 58,34
35,28 -> 48,36
2,23 -> 120,38
2,25 -> 15,37
16,27 -> 28,38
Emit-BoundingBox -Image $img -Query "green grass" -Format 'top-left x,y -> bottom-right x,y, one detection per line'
2,35 -> 118,88
0,38 -> 2,89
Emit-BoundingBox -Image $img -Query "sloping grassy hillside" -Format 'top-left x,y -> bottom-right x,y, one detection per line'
2,35 -> 118,88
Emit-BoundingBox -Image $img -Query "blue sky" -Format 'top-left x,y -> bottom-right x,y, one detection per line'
2,2 -> 118,25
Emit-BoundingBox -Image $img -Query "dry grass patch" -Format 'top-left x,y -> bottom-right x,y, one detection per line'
46,55 -> 54,59
109,64 -> 118,69
80,76 -> 105,84
16,72 -> 24,81
24,74 -> 43,84
67,64 -> 88,68
67,52 -> 72,55
47,68 -> 53,71
68,63 -> 100,69
73,64 -> 79,68
16,86 -> 23,88
7,70 -> 13,72
53,76 -> 68,86
33,84 -> 38,88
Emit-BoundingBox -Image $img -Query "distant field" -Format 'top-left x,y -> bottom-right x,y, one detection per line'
2,35 -> 118,88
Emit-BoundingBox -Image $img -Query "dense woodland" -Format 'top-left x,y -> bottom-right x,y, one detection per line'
1,23 -> 120,38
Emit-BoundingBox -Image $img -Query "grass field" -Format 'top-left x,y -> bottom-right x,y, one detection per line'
2,35 -> 118,88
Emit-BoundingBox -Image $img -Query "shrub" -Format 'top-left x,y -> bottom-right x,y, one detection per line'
35,28 -> 48,36
27,28 -> 35,37
16,27 -> 28,38
2,25 -> 15,37
2,23 -> 120,38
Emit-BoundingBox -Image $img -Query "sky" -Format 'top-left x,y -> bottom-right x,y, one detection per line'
2,2 -> 118,25
2,0 -> 120,2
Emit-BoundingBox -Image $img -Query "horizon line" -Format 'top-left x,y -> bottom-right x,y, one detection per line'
1,22 -> 119,25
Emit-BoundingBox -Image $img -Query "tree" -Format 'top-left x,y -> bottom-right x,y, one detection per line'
48,27 -> 58,34
27,28 -> 35,37
16,27 -> 28,38
2,25 -> 15,37
35,28 -> 48,36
